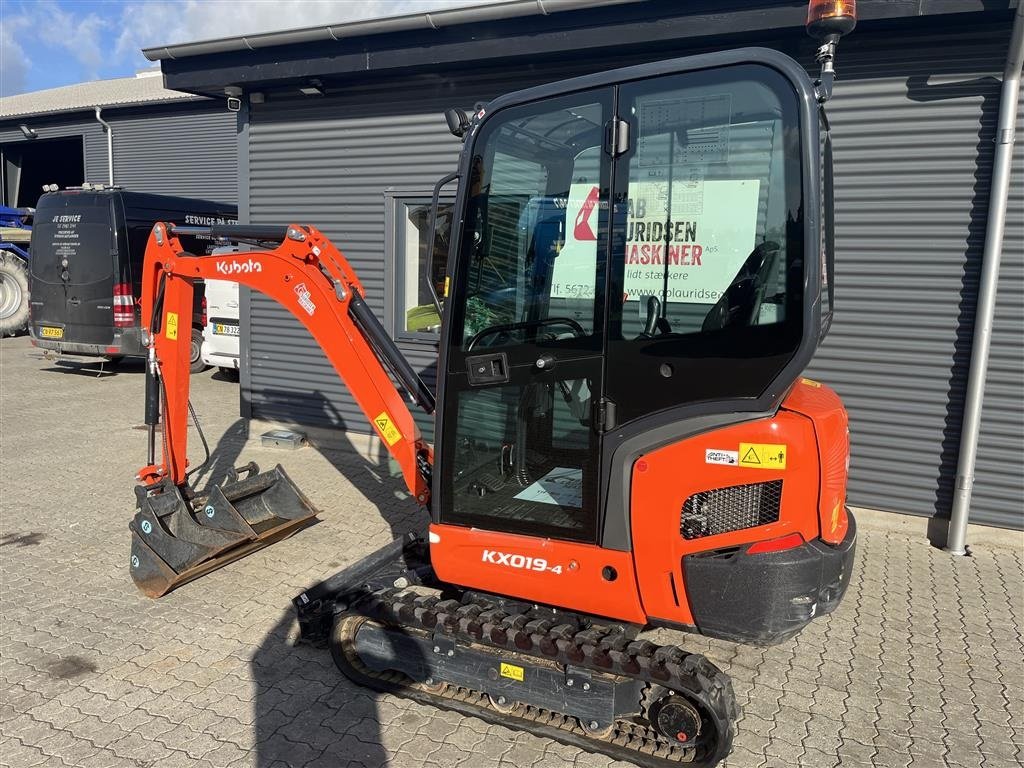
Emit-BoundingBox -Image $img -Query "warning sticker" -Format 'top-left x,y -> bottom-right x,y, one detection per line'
373,411 -> 403,446
165,312 -> 178,341
801,377 -> 822,388
500,663 -> 524,682
705,449 -> 738,466
738,443 -> 787,470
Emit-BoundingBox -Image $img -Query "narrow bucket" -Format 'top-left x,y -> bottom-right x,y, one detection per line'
129,464 -> 318,598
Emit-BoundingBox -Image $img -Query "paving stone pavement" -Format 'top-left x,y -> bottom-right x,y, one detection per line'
1,334 -> 1022,768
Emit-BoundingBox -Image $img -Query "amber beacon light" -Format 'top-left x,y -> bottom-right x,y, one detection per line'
806,0 -> 857,101
806,0 -> 857,41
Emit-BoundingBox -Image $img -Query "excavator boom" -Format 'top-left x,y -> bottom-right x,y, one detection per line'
128,222 -> 434,597
138,222 -> 432,502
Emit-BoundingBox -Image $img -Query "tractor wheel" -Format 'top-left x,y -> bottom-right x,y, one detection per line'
0,253 -> 30,336
190,327 -> 207,373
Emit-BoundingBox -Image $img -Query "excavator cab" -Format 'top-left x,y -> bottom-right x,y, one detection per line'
428,48 -> 854,643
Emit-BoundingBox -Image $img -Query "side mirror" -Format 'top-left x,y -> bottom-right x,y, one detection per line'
444,108 -> 470,138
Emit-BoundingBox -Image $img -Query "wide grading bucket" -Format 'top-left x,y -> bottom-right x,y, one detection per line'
129,464 -> 318,598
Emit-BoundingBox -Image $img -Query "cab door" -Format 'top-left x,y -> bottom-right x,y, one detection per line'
604,62 -> 817,624
437,89 -> 613,544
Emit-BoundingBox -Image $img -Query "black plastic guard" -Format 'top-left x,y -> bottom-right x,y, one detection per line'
682,511 -> 857,646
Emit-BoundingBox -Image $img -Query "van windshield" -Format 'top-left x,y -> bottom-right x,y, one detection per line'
31,195 -> 115,285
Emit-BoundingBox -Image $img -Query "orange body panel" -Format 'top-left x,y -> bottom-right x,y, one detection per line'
630,378 -> 849,626
429,523 -> 647,624
785,378 -> 851,544
631,409 -> 820,625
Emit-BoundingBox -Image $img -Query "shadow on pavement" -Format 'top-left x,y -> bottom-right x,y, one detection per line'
251,610 -> 394,768
250,388 -> 432,767
193,417 -> 249,493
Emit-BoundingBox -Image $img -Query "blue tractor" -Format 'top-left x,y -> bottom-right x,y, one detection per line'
0,205 -> 32,335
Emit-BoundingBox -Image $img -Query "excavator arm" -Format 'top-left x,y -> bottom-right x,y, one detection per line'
137,222 -> 433,505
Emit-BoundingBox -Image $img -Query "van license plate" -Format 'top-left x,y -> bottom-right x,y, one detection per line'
214,323 -> 239,336
40,326 -> 64,339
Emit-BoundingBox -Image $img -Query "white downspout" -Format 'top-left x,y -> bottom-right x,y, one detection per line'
94,106 -> 113,186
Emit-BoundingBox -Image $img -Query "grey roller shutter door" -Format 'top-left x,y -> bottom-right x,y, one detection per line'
804,23 -> 1022,528
111,106 -> 237,203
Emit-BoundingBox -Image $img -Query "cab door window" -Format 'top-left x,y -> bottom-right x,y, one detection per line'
606,65 -> 806,425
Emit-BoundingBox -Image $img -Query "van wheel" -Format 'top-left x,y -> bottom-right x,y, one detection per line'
190,328 -> 207,373
0,253 -> 30,336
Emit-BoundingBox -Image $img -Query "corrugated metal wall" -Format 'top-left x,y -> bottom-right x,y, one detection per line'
111,104 -> 237,203
245,21 -> 1021,529
245,68 -> 604,436
0,115 -> 107,189
802,23 -> 1022,529
0,103 -> 236,204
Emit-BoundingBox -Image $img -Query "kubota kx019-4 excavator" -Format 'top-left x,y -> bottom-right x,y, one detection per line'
128,6 -> 859,766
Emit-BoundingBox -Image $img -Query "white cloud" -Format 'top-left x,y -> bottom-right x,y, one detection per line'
34,0 -> 110,79
115,0 -> 496,67
1,0 -> 111,93
0,9 -> 32,96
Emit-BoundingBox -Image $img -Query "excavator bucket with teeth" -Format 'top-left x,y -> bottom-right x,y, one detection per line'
129,463 -> 318,598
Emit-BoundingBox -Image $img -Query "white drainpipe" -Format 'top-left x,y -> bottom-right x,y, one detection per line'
94,106 -> 113,185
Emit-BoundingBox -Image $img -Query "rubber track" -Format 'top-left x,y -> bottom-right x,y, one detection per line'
331,588 -> 739,768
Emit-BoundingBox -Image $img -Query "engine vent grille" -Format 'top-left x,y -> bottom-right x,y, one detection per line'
681,480 -> 783,540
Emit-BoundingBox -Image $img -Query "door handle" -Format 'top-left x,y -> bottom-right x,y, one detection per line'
466,352 -> 509,386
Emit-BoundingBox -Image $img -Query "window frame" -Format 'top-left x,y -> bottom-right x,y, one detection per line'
384,188 -> 454,345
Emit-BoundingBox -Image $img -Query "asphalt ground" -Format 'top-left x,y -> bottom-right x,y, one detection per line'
1,333 -> 1022,768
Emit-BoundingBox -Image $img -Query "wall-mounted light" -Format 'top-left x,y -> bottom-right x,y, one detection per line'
298,79 -> 325,96
19,124 -> 37,139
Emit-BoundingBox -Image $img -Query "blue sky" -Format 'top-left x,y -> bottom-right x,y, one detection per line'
0,0 -> 492,97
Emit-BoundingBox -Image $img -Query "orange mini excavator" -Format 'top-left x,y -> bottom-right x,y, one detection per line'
128,5 -> 858,766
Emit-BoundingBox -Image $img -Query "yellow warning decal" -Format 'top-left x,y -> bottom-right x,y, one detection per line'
500,663 -> 524,682
373,411 -> 403,446
801,377 -> 822,388
739,443 -> 787,470
443,276 -> 450,298
165,312 -> 179,341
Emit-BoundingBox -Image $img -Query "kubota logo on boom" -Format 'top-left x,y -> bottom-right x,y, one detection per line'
215,258 -> 262,275
482,549 -> 563,574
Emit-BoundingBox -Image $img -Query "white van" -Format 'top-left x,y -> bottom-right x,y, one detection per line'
201,278 -> 240,373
